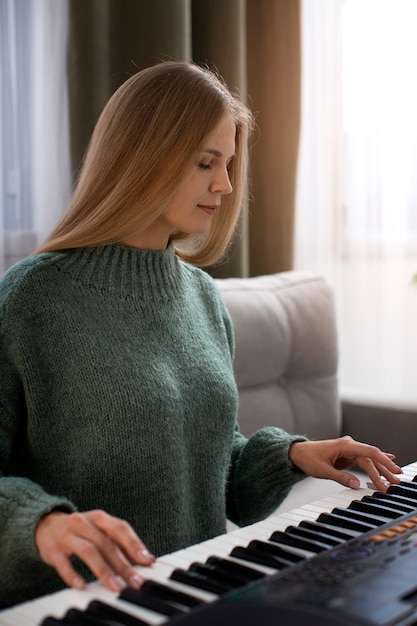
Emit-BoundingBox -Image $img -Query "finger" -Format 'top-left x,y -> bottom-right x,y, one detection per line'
374,461 -> 402,485
87,510 -> 155,566
332,471 -> 361,489
65,519 -> 144,591
64,534 -> 130,592
354,445 -> 402,474
310,460 -> 362,489
89,533 -> 144,590
355,457 -> 392,492
46,551 -> 86,591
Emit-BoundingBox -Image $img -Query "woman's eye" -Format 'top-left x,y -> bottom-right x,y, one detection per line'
198,162 -> 211,170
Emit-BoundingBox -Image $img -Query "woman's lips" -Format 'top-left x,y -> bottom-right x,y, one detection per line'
198,204 -> 219,216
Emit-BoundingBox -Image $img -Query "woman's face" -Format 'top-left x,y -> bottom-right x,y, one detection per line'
122,112 -> 236,251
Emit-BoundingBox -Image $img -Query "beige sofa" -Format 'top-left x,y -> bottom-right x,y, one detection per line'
216,270 -> 417,514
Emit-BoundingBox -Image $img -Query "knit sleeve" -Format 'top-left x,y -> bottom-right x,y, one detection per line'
0,469 -> 76,597
226,426 -> 308,527
0,268 -> 76,598
0,409 -> 76,598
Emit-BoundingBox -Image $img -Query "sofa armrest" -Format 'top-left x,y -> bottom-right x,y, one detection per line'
341,388 -> 417,467
216,271 -> 341,441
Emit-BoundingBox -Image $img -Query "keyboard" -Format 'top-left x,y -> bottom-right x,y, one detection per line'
2,461 -> 417,626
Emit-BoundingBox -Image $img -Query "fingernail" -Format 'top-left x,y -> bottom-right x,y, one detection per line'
129,573 -> 142,589
348,478 -> 360,489
72,576 -> 85,589
109,576 -> 123,592
138,548 -> 155,562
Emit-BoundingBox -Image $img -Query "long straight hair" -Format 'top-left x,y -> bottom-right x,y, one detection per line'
34,62 -> 254,267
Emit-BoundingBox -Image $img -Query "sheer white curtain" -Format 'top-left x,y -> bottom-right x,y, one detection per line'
295,0 -> 417,402
0,0 -> 70,275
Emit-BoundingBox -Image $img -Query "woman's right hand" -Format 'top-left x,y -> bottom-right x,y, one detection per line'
35,509 -> 155,592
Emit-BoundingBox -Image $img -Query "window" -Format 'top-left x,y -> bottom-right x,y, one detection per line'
295,0 -> 417,400
0,0 -> 70,273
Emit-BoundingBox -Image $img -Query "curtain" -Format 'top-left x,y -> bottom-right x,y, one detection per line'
295,0 -> 417,401
67,0 -> 301,278
0,0 -> 71,274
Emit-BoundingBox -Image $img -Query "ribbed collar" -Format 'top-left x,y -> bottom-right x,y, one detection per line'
53,243 -> 185,302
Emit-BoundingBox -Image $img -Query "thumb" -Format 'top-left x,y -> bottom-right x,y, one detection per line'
330,470 -> 361,490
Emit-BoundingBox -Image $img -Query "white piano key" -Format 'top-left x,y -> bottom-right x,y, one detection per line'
226,554 -> 277,576
0,609 -> 34,626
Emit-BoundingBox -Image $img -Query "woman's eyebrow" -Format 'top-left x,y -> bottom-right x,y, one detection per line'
202,148 -> 236,160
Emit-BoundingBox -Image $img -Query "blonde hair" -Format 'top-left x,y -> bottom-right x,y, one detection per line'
35,61 -> 254,267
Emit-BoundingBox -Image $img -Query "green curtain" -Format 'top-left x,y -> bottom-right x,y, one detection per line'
67,0 -> 301,277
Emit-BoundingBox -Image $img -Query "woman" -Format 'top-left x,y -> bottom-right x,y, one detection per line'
0,61 -> 401,607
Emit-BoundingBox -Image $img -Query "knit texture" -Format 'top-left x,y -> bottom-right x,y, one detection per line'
0,243 -> 307,605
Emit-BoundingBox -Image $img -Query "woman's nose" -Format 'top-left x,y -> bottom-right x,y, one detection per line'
211,168 -> 233,195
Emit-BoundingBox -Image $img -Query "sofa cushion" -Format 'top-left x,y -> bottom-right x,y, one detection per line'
216,271 -> 341,440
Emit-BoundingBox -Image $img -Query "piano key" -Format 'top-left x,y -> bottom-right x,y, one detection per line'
63,607 -> 115,625
137,563 -> 218,605
387,484 -> 417,501
169,569 -> 230,595
228,545 -> 286,570
231,539 -> 305,569
225,554 -> 277,577
330,506 -> 386,527
0,611 -> 35,626
370,491 -> 417,510
399,480 -> 417,491
281,524 -> 343,547
205,556 -> 265,583
348,499 -> 406,519
317,511 -> 375,533
54,583 -> 167,626
298,519 -> 357,541
119,587 -> 186,617
188,562 -> 246,589
364,493 -> 417,513
268,529 -> 330,553
139,580 -> 202,609
98,597 -> 165,626
84,600 -> 150,626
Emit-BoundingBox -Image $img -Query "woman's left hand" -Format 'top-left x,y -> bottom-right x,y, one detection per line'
288,435 -> 403,492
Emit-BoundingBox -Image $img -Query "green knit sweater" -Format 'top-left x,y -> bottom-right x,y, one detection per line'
0,243 -> 306,605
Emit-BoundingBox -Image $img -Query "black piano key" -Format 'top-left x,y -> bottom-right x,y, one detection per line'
139,579 -> 202,608
371,491 -> 417,510
269,529 -> 329,553
249,539 -> 305,563
42,619 -> 73,626
348,499 -> 404,519
283,524 -> 343,547
231,539 -> 304,569
387,484 -> 417,501
330,506 -> 385,527
170,568 -> 229,595
86,600 -> 150,626
317,511 -> 376,533
63,608 -> 107,625
362,494 -> 416,514
229,544 -> 291,570
412,474 -> 417,482
189,562 -> 246,589
299,519 -> 356,542
120,586 -> 185,617
205,556 -> 266,583
400,480 -> 417,490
